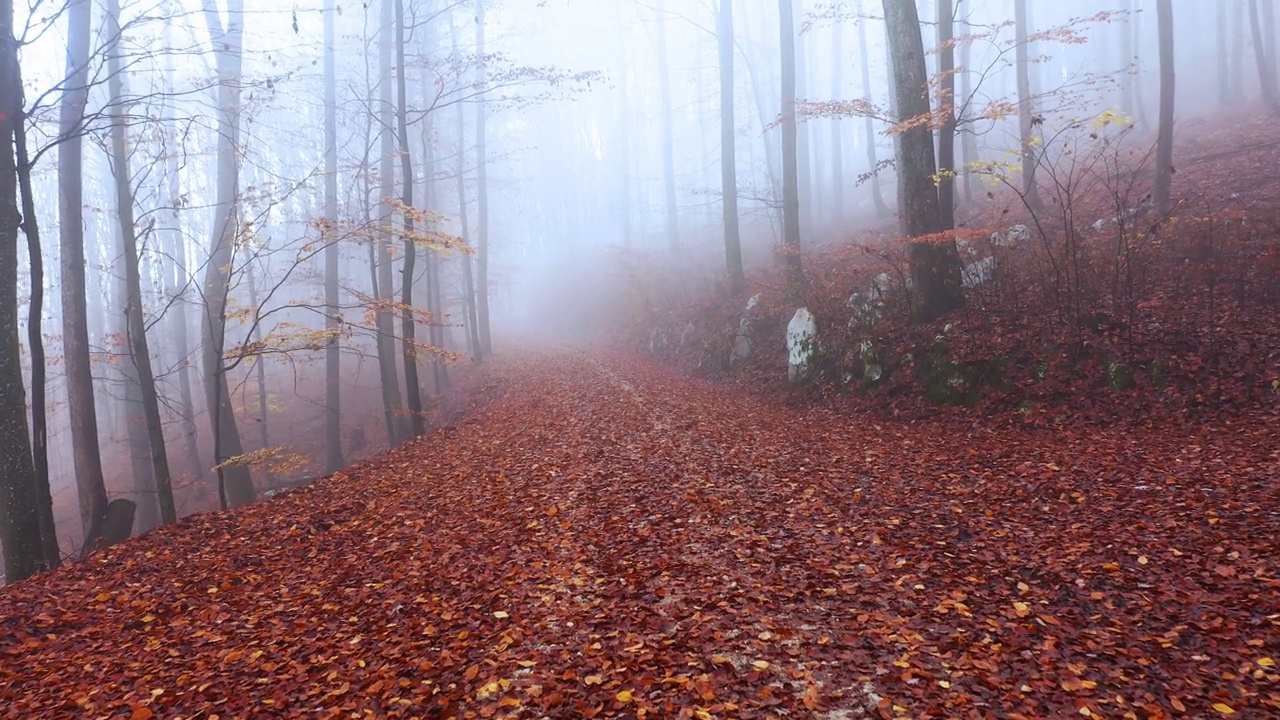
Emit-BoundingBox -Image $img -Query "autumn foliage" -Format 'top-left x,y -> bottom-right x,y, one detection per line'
0,352 -> 1276,718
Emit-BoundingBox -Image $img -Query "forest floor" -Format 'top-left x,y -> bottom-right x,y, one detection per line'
2,351 -> 1277,719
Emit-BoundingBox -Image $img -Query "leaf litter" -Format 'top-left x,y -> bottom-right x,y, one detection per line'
1,352 -> 1277,718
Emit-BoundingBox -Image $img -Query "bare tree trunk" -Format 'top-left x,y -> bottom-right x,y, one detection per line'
475,0 -> 493,356
719,0 -> 745,293
108,0 -> 174,527
655,0 -> 680,251
5,19 -> 57,568
0,0 -> 45,581
1232,0 -> 1246,103
11,58 -> 59,570
1219,0 -> 1230,107
958,0 -> 977,205
59,0 -> 111,550
1014,0 -> 1041,209
375,0 -> 405,443
830,16 -> 845,228
857,0 -> 888,217
882,0 -> 963,323
1250,0 -> 1280,110
201,0 -> 255,508
163,119 -> 202,480
779,0 -> 805,292
793,0 -> 812,233
323,0 -> 344,473
394,0 -> 425,437
936,0 -> 956,230
449,12 -> 482,362
1153,0 -> 1175,215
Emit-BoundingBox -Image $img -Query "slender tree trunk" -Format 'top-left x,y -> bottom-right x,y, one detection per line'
394,0 -> 425,437
857,0 -> 888,216
719,0 -> 745,293
958,0 -> 977,204
108,0 -> 174,527
323,0 -> 344,473
936,0 -> 956,230
779,0 -> 805,291
738,0 -> 783,221
882,0 -> 963,323
449,12 -> 482,362
1132,0 -> 1151,127
11,59 -> 59,570
475,0 -> 494,356
617,36 -> 633,247
1218,0 -> 1230,107
655,0 -> 680,251
1014,0 -> 1041,209
375,0 -> 405,443
1232,0 -> 1246,103
1153,0 -> 1175,215
59,0 -> 111,550
830,17 -> 845,228
1250,0 -> 1280,109
201,0 -> 255,508
163,122 -> 201,481
0,0 -> 44,581
793,0 -> 812,234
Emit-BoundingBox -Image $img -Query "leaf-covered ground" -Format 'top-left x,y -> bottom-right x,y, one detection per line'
2,352 -> 1277,719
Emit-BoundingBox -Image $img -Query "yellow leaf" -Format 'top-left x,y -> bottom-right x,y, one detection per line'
95,592 -> 111,602
751,660 -> 770,671
493,611 -> 509,619
584,675 -> 604,686
938,680 -> 951,689
1014,602 -> 1030,618
1137,556 -> 1149,565
1258,657 -> 1275,668
615,689 -> 634,703
1212,703 -> 1236,715
517,660 -> 537,668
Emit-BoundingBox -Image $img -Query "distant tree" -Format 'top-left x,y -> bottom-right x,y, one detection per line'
1153,0 -> 1174,215
857,0 -> 888,217
718,0 -> 745,293
779,0 -> 805,292
935,0 -> 956,230
475,0 -> 494,356
1249,0 -> 1280,110
881,0 -> 963,323
654,0 -> 680,251
1014,0 -> 1042,209
829,15 -> 845,227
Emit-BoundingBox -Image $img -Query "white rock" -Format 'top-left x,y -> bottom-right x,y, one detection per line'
786,308 -> 817,383
730,318 -> 753,366
746,293 -> 761,311
962,256 -> 997,288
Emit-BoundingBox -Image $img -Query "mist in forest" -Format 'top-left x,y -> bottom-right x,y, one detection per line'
0,0 -> 1256,577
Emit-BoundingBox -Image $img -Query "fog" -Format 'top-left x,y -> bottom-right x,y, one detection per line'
0,0 -> 1251,568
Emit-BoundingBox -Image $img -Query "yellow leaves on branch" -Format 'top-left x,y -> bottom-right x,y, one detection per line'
214,445 -> 309,475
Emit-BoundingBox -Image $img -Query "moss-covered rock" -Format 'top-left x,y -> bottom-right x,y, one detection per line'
1107,362 -> 1134,391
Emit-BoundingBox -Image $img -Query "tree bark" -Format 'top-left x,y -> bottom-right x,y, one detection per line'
1153,0 -> 1175,215
881,0 -> 963,323
201,0 -> 255,508
14,93 -> 60,569
59,0 -> 111,551
719,0 -> 745,293
108,0 -> 174,527
779,0 -> 805,291
830,16 -> 845,228
395,0 -> 425,437
0,0 -> 44,582
375,0 -> 405,444
323,0 -> 344,473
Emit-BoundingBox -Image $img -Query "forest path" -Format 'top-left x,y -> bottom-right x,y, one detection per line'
1,351 -> 1277,718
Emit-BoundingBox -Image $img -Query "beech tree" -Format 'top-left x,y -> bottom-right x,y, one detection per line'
779,0 -> 805,292
719,0 -> 745,293
881,0 -> 962,322
1153,0 -> 1174,214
